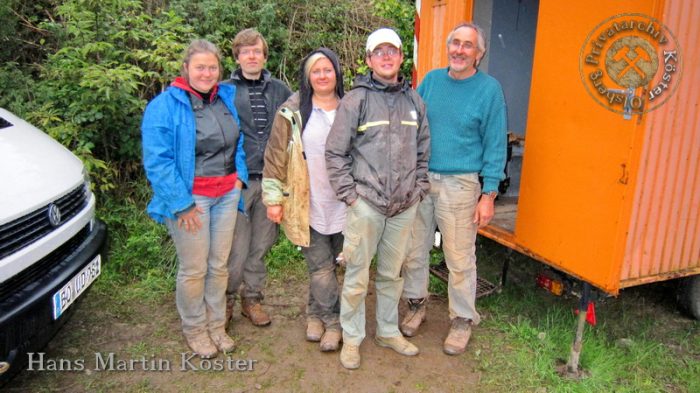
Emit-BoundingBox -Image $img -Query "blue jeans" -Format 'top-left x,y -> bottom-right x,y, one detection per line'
166,188 -> 241,337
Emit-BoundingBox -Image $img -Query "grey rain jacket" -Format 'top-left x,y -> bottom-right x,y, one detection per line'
325,73 -> 430,217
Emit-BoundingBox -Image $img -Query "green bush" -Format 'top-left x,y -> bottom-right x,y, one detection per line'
372,0 -> 415,82
97,178 -> 177,297
25,0 -> 193,193
2,0 -> 418,288
0,62 -> 36,116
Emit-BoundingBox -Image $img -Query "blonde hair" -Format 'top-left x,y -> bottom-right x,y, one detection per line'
303,53 -> 329,85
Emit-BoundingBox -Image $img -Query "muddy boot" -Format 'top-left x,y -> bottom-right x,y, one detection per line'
340,343 -> 360,369
443,317 -> 472,355
375,335 -> 419,356
400,298 -> 427,337
225,294 -> 236,325
306,317 -> 324,342
184,333 -> 217,359
241,299 -> 271,327
320,327 -> 342,352
210,330 -> 236,353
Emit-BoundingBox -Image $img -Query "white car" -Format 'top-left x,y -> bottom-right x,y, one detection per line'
0,108 -> 108,384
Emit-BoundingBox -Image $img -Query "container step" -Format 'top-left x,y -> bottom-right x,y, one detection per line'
429,260 -> 499,298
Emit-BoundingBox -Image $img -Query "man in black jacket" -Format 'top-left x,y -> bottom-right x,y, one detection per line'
223,28 -> 292,327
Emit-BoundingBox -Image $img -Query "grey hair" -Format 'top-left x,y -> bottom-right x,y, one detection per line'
446,22 -> 486,54
181,39 -> 223,80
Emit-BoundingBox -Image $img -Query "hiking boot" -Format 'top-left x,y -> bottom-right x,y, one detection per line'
241,299 -> 271,327
374,335 -> 419,356
210,330 -> 236,353
319,328 -> 342,352
340,343 -> 360,369
400,298 -> 427,337
443,317 -> 472,355
306,318 -> 324,342
225,295 -> 236,325
185,334 -> 217,359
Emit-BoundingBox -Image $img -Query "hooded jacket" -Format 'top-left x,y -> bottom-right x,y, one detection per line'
261,48 -> 345,246
222,69 -> 292,176
261,93 -> 310,246
142,82 -> 249,223
325,73 -> 430,217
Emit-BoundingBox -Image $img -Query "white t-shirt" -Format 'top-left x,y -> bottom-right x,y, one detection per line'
301,107 -> 346,235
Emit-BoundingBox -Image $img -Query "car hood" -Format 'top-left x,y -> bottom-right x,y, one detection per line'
0,109 -> 84,224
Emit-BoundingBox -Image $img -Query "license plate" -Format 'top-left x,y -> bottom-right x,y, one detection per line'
52,254 -> 101,320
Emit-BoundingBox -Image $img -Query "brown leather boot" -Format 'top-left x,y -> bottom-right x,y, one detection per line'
241,299 -> 271,326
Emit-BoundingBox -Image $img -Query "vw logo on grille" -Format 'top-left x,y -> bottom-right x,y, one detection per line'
48,204 -> 62,227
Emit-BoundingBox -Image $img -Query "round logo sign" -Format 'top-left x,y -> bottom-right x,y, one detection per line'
579,13 -> 682,116
48,203 -> 62,227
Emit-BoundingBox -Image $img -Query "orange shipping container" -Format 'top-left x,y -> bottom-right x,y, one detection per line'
415,0 -> 699,306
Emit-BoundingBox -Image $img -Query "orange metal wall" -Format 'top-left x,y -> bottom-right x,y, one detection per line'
514,0 -> 656,293
619,1 -> 700,287
416,0 -> 699,293
415,0 -> 472,84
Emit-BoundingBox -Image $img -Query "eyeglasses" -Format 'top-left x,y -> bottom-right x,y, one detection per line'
371,47 -> 401,58
449,39 -> 476,51
240,48 -> 264,57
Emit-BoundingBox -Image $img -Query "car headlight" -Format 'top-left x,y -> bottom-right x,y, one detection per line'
82,168 -> 95,231
83,167 -> 92,193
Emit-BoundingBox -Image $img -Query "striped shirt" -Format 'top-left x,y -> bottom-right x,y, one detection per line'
245,78 -> 268,135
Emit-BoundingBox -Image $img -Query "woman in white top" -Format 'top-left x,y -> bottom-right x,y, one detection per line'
262,48 -> 345,352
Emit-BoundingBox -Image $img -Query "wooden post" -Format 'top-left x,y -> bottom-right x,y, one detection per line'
566,282 -> 591,375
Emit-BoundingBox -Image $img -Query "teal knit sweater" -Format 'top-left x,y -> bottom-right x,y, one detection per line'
417,68 -> 507,193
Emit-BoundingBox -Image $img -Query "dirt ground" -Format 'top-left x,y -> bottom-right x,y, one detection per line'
10,274 -> 482,392
9,252 -> 698,393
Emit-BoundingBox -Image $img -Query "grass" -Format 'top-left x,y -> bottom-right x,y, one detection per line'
469,238 -> 699,393
265,231 -> 307,281
90,179 -> 698,393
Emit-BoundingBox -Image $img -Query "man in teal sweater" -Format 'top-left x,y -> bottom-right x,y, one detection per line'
400,22 -> 507,355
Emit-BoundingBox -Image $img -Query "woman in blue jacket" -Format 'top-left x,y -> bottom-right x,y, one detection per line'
142,39 -> 248,359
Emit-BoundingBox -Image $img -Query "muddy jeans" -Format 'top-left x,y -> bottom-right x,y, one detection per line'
167,188 -> 241,337
340,198 -> 418,346
402,172 -> 481,324
301,227 -> 343,329
227,179 -> 278,301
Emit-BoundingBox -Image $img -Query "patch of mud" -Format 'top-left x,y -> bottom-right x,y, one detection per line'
10,275 -> 480,392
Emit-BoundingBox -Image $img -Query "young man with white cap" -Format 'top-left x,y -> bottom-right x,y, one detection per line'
325,27 -> 431,370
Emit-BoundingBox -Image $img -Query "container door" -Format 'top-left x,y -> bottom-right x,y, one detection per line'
515,0 -> 659,293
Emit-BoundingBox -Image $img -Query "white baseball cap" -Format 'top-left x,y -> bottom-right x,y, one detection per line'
366,28 -> 402,53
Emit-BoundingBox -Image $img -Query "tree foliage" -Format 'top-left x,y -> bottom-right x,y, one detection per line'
0,0 -> 415,196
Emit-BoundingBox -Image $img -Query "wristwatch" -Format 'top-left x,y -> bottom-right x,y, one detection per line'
481,191 -> 498,201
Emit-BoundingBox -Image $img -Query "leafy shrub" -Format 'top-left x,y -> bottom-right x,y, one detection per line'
24,0 -> 193,192
97,179 -> 176,290
2,0 -> 417,287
